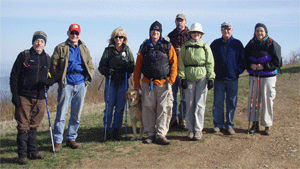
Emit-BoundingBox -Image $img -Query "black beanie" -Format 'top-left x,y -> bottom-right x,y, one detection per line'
149,21 -> 162,37
255,23 -> 268,34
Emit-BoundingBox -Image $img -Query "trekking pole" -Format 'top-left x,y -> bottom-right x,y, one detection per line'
125,72 -> 128,137
253,71 -> 261,139
98,77 -> 105,91
180,86 -> 184,129
44,86 -> 55,154
104,75 -> 111,142
247,72 -> 257,137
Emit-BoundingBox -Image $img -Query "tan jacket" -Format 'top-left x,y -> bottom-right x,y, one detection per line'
51,39 -> 94,88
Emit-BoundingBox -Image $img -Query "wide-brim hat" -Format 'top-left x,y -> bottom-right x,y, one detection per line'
188,23 -> 205,35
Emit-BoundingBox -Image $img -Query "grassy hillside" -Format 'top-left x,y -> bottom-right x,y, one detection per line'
0,64 -> 299,168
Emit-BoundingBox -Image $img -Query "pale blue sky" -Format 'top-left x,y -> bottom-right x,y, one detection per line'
1,0 -> 299,77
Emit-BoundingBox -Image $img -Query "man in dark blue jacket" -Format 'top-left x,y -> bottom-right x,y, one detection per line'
210,22 -> 245,135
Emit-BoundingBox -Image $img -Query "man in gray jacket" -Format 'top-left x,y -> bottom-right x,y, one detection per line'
51,24 -> 94,152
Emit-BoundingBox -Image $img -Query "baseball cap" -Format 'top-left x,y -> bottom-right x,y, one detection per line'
221,22 -> 232,28
69,24 -> 81,33
176,14 -> 186,20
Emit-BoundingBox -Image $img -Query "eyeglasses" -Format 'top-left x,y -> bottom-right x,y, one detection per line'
114,36 -> 124,39
221,27 -> 231,31
70,31 -> 79,35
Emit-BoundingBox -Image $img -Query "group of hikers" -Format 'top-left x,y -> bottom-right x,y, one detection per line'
10,13 -> 281,165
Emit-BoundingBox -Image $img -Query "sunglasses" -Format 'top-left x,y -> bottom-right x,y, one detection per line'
70,31 -> 79,35
221,27 -> 231,31
114,36 -> 124,39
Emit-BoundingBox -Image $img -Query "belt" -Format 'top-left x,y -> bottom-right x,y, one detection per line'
67,72 -> 82,75
185,65 -> 205,67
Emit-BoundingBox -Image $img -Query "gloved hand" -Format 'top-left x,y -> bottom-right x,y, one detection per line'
207,80 -> 214,90
12,94 -> 21,107
39,78 -> 56,87
121,65 -> 129,72
108,68 -> 115,75
181,79 -> 187,89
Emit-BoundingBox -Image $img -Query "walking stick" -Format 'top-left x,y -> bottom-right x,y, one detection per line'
125,72 -> 128,137
104,75 -> 111,142
247,72 -> 257,136
44,87 -> 55,154
180,86 -> 184,129
253,71 -> 261,138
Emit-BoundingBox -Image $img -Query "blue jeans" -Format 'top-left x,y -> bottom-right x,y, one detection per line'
103,78 -> 128,132
213,79 -> 238,129
53,82 -> 87,143
171,77 -> 186,121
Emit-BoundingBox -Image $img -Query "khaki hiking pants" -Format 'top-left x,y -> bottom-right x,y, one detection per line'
184,77 -> 208,133
141,82 -> 173,138
248,76 -> 277,127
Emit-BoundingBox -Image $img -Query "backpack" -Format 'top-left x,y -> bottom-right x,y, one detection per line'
22,49 -> 51,74
268,38 -> 282,68
139,38 -> 171,57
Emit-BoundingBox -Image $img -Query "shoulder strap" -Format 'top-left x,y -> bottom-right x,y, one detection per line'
161,39 -> 171,56
140,40 -> 149,56
23,50 -> 30,63
268,38 -> 273,46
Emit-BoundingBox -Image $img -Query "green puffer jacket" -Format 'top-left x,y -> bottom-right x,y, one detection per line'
51,39 -> 94,88
179,39 -> 215,82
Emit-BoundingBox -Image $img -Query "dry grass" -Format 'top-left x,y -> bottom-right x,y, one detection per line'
0,69 -> 107,121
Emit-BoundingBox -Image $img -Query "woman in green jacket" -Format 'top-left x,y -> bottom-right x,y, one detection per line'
179,23 -> 215,140
98,27 -> 135,141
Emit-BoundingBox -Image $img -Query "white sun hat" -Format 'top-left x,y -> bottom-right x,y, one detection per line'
188,23 -> 205,35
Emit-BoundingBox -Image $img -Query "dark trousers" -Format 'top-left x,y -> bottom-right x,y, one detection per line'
15,96 -> 45,158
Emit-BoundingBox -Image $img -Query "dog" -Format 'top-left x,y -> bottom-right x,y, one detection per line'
125,89 -> 144,140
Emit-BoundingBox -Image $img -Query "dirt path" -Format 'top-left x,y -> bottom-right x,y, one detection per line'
72,72 -> 300,168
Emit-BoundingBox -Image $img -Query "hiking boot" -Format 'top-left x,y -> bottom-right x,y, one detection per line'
194,131 -> 202,140
178,118 -> 186,129
112,129 -> 121,141
169,119 -> 179,128
18,157 -> 28,165
143,135 -> 156,144
54,143 -> 62,152
213,127 -> 221,133
156,136 -> 172,145
66,140 -> 82,149
187,132 -> 194,140
249,121 -> 259,134
28,153 -> 44,160
265,127 -> 271,135
227,128 -> 235,135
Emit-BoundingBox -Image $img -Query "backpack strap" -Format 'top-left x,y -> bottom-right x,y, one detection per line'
184,45 -> 207,67
185,44 -> 208,55
23,50 -> 31,64
185,45 -> 205,50
268,38 -> 273,46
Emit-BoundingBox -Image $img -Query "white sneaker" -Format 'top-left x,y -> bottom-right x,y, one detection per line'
194,131 -> 202,140
227,128 -> 235,135
214,127 -> 220,133
187,132 -> 194,140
